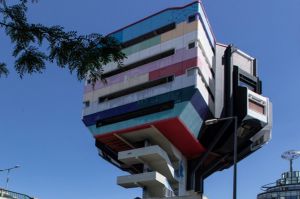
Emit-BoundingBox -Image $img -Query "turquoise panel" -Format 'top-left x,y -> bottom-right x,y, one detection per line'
122,36 -> 161,56
82,86 -> 197,127
88,101 -> 204,138
110,2 -> 199,43
179,102 -> 203,138
88,101 -> 188,136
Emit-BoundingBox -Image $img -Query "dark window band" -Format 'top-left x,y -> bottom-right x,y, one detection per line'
102,49 -> 175,78
210,68 -> 215,78
239,74 -> 257,92
188,42 -> 196,49
96,101 -> 174,127
206,85 -> 215,102
188,15 -> 197,23
122,23 -> 176,48
99,75 -> 174,103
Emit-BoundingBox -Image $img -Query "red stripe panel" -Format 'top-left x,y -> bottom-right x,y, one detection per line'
149,57 -> 198,81
154,117 -> 205,159
94,117 -> 205,159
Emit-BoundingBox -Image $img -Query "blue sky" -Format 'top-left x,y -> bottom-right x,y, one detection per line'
1,0 -> 300,199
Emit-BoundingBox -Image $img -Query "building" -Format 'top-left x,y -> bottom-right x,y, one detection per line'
82,1 -> 272,198
0,188 -> 34,199
257,151 -> 300,199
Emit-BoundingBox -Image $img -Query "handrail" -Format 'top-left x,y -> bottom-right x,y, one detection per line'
261,181 -> 300,191
261,182 -> 277,191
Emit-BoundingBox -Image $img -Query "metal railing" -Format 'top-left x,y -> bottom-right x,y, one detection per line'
0,188 -> 34,199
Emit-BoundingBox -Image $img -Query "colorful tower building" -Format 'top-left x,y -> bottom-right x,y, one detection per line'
82,1 -> 272,198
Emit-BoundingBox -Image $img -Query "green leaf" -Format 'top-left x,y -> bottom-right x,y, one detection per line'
0,1 -> 125,81
0,62 -> 9,77
15,46 -> 46,77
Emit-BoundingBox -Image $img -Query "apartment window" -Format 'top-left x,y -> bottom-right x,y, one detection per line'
188,15 -> 197,23
239,74 -> 257,91
102,49 -> 175,78
98,75 -> 174,103
84,101 -> 90,108
98,97 -> 108,104
187,67 -> 198,76
96,101 -> 174,127
188,41 -> 196,49
249,99 -> 265,115
122,23 -> 176,48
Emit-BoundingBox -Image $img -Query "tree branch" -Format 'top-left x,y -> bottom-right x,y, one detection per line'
0,0 -> 126,83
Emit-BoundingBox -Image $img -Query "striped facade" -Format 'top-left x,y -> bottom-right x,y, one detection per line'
82,1 -> 215,160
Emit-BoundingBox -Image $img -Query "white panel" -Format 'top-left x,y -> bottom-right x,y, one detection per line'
246,90 -> 268,124
197,21 -> 214,67
102,31 -> 199,73
232,50 -> 254,75
196,74 -> 214,114
84,74 -> 149,101
197,49 -> 214,93
130,52 -> 139,64
117,171 -> 173,196
214,44 -> 227,118
83,73 -> 198,116
82,71 -> 215,117
250,100 -> 272,151
118,145 -> 176,181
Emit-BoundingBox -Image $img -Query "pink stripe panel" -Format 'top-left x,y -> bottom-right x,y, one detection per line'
84,47 -> 198,93
149,57 -> 198,81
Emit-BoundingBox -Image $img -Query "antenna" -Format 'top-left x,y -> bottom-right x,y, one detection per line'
281,150 -> 300,173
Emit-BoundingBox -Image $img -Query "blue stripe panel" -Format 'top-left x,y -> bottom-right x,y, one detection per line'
85,90 -> 212,138
88,101 -> 204,138
82,86 -> 197,126
111,2 -> 198,42
191,90 -> 212,119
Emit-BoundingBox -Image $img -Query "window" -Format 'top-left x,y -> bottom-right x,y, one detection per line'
187,67 -> 198,76
98,97 -> 108,104
237,71 -> 258,92
102,49 -> 175,78
188,15 -> 197,23
122,23 -> 176,48
210,68 -> 215,78
188,41 -> 196,49
96,101 -> 174,127
83,101 -> 90,108
249,99 -> 265,114
98,75 -> 174,103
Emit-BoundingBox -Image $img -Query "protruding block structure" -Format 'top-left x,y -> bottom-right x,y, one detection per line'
82,1 -> 272,198
118,145 -> 176,181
